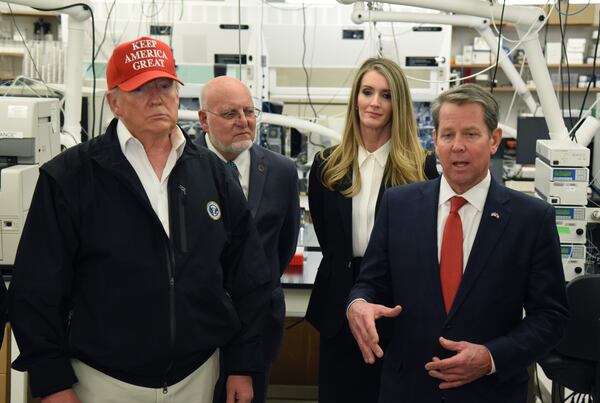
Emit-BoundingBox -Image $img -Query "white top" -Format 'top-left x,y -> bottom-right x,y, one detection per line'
206,135 -> 251,199
116,120 -> 186,237
436,171 -> 491,272
352,140 -> 390,257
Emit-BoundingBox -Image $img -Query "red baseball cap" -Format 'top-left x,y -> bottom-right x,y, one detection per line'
107,36 -> 183,91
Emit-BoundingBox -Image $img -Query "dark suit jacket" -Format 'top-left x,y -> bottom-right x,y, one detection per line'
348,177 -> 569,403
196,135 -> 300,362
306,150 -> 438,338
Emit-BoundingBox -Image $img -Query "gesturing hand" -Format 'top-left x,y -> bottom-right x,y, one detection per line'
425,337 -> 493,389
347,300 -> 402,364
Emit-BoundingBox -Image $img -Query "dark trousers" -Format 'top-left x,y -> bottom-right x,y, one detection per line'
319,323 -> 383,403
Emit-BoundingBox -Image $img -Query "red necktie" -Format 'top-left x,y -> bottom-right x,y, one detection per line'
440,196 -> 468,313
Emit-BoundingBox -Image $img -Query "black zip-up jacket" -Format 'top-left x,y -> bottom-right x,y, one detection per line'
8,119 -> 271,398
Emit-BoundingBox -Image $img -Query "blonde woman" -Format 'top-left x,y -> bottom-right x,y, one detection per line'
306,58 -> 438,403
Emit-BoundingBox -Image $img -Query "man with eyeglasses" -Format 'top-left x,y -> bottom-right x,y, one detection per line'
197,76 -> 300,403
9,37 -> 271,403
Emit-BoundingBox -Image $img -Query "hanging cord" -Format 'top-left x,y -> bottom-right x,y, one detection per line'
237,0 -> 242,80
25,2 -> 97,140
575,7 -> 600,136
491,0 -> 506,93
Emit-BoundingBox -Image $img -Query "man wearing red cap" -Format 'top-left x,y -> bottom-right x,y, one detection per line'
9,36 -> 270,403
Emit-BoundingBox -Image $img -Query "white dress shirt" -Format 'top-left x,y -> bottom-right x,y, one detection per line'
436,171 -> 491,272
205,135 -> 251,199
116,120 -> 186,237
437,170 -> 496,372
352,140 -> 390,257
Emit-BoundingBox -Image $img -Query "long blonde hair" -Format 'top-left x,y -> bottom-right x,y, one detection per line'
320,58 -> 427,197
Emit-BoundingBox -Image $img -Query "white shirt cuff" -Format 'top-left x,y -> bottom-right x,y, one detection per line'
346,298 -> 367,319
487,350 -> 496,375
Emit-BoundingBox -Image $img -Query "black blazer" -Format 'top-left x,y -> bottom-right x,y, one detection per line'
196,135 -> 300,362
305,149 -> 438,338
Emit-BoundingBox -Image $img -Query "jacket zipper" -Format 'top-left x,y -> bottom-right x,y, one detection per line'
163,155 -> 187,393
162,240 -> 177,394
178,184 -> 188,253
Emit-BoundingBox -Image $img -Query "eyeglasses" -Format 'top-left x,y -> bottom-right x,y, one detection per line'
203,107 -> 261,121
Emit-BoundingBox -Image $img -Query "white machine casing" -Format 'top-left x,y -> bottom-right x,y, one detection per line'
0,97 -> 61,266
536,139 -> 591,167
535,158 -> 589,205
554,206 -> 587,244
560,243 -> 586,281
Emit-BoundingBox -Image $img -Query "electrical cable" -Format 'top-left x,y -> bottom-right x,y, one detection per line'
7,3 -> 44,83
576,7 -> 600,131
31,2 -> 96,140
489,0 -> 554,44
1,75 -> 58,97
259,0 -> 266,102
404,4 -> 547,85
564,92 -> 600,141
93,0 -> 116,60
6,3 -> 88,138
554,0 -> 592,17
141,0 -> 166,19
300,2 -> 324,148
299,1 -> 319,119
504,57 -> 527,122
237,0 -> 242,80
557,0 -> 574,128
300,3 -> 316,120
491,0 -> 507,93
135,2 -> 144,38
178,0 -> 184,21
390,20 -> 401,62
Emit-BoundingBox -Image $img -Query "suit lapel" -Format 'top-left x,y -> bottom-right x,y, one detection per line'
446,179 -> 511,320
418,178 -> 446,311
335,174 -> 353,256
247,145 -> 266,217
375,182 -> 386,214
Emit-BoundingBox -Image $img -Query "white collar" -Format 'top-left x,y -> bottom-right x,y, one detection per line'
116,120 -> 186,156
439,171 -> 491,212
357,139 -> 391,168
205,134 -> 251,166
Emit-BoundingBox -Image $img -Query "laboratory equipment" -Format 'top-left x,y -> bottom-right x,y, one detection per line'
535,158 -> 589,206
0,96 -> 60,267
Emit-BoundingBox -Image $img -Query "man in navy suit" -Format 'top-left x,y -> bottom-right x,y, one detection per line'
347,83 -> 569,403
196,76 -> 300,403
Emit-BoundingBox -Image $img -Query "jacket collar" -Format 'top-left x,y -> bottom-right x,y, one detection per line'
90,119 -> 201,207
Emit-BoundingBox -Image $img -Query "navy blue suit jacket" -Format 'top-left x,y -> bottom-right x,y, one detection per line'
348,176 -> 569,403
196,135 -> 300,362
246,144 -> 300,362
